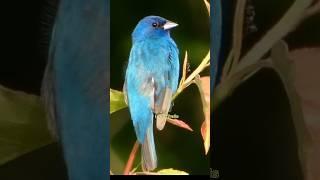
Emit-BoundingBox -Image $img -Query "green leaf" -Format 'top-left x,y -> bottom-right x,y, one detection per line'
0,85 -> 54,165
110,89 -> 127,114
133,168 -> 189,175
157,168 -> 189,175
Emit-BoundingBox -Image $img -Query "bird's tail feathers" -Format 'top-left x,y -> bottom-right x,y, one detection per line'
141,125 -> 157,171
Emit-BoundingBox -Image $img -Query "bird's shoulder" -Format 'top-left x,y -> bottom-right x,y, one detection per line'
132,38 -> 177,58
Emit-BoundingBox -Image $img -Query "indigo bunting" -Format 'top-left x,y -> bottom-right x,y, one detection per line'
123,16 -> 180,171
41,0 -> 109,179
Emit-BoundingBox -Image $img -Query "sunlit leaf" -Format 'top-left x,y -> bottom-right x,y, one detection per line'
133,168 -> 188,175
167,118 -> 193,132
203,0 -> 210,15
157,168 -> 189,175
0,85 -> 54,165
123,141 -> 139,175
110,89 -> 127,114
194,75 -> 210,154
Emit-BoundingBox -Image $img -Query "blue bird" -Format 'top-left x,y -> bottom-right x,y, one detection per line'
123,16 -> 180,171
41,0 -> 109,180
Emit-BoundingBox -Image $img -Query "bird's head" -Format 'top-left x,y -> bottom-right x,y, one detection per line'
132,15 -> 178,42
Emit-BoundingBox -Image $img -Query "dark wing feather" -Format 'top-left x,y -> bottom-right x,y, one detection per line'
40,36 -> 59,140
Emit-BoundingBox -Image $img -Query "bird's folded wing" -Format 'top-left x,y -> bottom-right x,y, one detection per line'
154,87 -> 173,131
123,79 -> 128,105
41,46 -> 59,140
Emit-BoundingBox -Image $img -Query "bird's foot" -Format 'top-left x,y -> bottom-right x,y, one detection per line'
155,113 -> 179,130
167,114 -> 179,119
156,113 -> 179,120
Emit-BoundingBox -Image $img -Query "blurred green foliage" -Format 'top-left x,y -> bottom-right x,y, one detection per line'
213,0 -> 320,180
0,85 -> 53,166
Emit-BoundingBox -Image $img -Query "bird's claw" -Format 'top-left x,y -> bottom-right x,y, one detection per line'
156,113 -> 179,119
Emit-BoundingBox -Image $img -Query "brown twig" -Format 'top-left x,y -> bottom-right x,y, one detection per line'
178,51 -> 188,88
167,118 -> 193,132
123,140 -> 140,175
304,0 -> 320,19
230,0 -> 247,72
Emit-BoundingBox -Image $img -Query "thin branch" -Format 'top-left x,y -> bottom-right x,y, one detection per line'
167,118 -> 193,132
304,0 -> 320,19
203,0 -> 210,15
235,0 -> 313,74
230,0 -> 247,72
123,141 -> 140,175
221,49 -> 234,81
178,51 -> 188,88
214,60 -> 272,110
184,51 -> 210,85
173,51 -> 210,100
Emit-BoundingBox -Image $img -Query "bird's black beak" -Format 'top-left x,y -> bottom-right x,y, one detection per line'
163,20 -> 178,30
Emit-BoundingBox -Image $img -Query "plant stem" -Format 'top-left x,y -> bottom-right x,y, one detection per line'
173,51 -> 210,100
123,140 -> 139,175
230,0 -> 247,72
234,0 -> 312,74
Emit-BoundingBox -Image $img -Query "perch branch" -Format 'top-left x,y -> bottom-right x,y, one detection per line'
123,140 -> 139,175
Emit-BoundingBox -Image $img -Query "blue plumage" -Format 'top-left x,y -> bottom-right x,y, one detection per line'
41,0 -> 109,179
124,16 -> 180,171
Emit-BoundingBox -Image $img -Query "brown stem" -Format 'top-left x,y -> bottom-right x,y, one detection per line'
230,0 -> 247,72
304,0 -> 320,19
123,140 -> 140,175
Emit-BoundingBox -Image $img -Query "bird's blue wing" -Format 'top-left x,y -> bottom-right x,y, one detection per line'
41,0 -> 109,179
167,40 -> 180,94
125,43 -> 155,143
125,42 -> 158,171
41,32 -> 59,139
153,39 -> 179,130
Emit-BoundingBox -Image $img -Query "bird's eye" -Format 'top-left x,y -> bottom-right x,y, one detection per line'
152,22 -> 158,27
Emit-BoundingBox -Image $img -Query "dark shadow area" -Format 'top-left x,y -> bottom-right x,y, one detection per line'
212,69 -> 303,180
0,1 -> 66,179
211,0 -> 320,178
0,143 -> 68,180
0,0 -> 50,95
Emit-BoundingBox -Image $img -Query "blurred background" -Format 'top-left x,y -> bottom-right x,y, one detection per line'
0,0 -> 67,180
213,0 -> 320,180
110,0 -> 210,175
